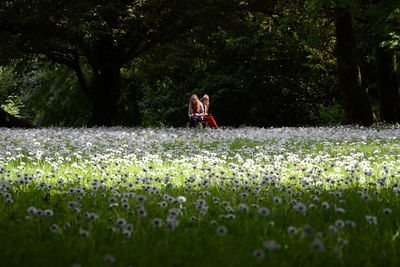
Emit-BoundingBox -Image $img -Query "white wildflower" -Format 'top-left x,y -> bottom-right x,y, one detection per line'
310,238 -> 325,252
217,226 -> 228,236
263,240 -> 281,250
252,249 -> 265,259
257,207 -> 270,216
287,226 -> 298,235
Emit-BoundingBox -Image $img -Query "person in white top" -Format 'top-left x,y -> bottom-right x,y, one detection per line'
188,94 -> 204,128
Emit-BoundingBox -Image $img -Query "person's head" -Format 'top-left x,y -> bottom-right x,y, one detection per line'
190,94 -> 200,113
190,94 -> 199,104
200,94 -> 209,105
200,94 -> 210,113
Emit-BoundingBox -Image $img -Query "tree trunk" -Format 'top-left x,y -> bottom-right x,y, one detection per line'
335,8 -> 373,125
90,63 -> 122,126
376,44 -> 400,122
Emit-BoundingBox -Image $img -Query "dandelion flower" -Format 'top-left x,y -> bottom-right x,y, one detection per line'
49,224 -> 59,233
103,254 -> 115,264
137,206 -> 147,217
338,237 -> 349,245
335,220 -> 345,229
27,206 -> 36,214
287,226 -> 298,235
124,224 -> 134,232
44,209 -> 54,216
217,226 -> 228,236
293,203 -> 307,214
273,196 -> 282,204
108,203 -> 118,208
152,218 -> 163,228
263,240 -> 281,250
166,219 -> 179,231
345,220 -> 356,228
321,202 -> 330,209
328,225 -> 337,233
257,207 -> 270,216
334,207 -> 346,214
136,195 -> 147,203
122,229 -> 132,239
177,196 -> 186,203
79,229 -> 90,237
302,224 -> 314,235
64,222 -> 71,229
310,238 -> 325,252
238,203 -> 249,213
383,208 -> 392,214
226,214 -> 236,219
159,201 -> 168,208
308,203 -> 317,209
116,218 -> 127,227
365,215 -> 378,225
252,249 -> 265,259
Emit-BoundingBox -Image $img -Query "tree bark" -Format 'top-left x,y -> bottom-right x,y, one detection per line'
376,45 -> 400,122
335,8 -> 373,125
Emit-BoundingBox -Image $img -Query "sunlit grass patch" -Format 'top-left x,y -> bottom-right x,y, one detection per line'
0,126 -> 400,266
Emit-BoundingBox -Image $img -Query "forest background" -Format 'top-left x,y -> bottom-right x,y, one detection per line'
0,0 -> 399,128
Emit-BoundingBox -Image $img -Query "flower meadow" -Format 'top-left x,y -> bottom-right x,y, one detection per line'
1,126 -> 400,266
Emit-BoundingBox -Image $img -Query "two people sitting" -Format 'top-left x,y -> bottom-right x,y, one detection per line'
188,94 -> 219,129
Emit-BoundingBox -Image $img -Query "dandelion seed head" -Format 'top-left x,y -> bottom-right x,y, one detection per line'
257,207 -> 270,216
103,254 -> 115,264
238,203 -> 249,212
311,238 -> 325,252
79,229 -> 90,237
49,224 -> 59,232
287,226 -> 298,235
116,218 -> 127,226
383,208 -> 392,214
217,226 -> 228,236
321,202 -> 330,209
263,240 -> 281,250
252,249 -> 265,259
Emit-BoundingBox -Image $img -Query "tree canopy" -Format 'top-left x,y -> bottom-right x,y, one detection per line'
0,0 -> 399,127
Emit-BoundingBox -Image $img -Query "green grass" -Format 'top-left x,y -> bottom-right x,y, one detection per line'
0,127 -> 400,266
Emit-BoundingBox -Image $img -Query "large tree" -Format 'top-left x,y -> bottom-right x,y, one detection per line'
370,0 -> 400,122
0,0 -> 242,126
335,6 -> 373,125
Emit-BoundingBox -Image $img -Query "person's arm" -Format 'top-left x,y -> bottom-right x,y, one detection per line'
188,104 -> 191,117
196,102 -> 205,116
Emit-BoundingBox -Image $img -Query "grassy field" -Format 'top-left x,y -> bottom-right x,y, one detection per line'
1,126 -> 400,266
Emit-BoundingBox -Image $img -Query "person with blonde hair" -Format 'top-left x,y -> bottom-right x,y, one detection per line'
188,94 -> 204,128
200,94 -> 219,129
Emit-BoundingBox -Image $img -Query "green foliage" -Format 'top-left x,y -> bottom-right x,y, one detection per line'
0,65 -> 21,103
131,3 -> 339,127
21,63 -> 91,126
368,0 -> 400,48
0,0 -> 397,126
1,95 -> 24,117
315,104 -> 345,125
0,0 -> 248,126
